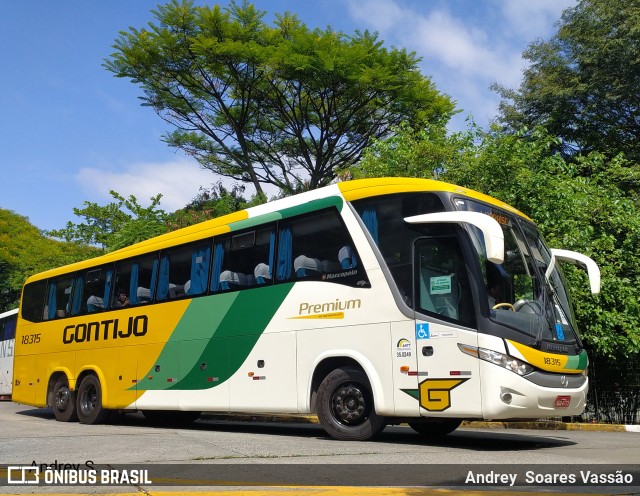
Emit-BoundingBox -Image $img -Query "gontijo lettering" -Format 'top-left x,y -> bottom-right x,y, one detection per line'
63,315 -> 148,344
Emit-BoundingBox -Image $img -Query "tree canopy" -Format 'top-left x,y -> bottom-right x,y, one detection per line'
0,209 -> 98,312
493,0 -> 640,161
104,0 -> 454,195
46,191 -> 169,252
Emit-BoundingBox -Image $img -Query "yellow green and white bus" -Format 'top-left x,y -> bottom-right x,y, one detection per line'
13,178 -> 600,440
0,309 -> 18,399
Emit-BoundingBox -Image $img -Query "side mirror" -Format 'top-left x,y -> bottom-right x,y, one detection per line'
404,212 -> 504,264
548,249 -> 601,294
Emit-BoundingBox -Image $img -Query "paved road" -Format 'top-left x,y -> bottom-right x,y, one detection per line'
0,401 -> 638,494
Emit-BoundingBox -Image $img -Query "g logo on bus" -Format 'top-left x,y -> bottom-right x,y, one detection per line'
560,375 -> 569,387
418,378 -> 469,412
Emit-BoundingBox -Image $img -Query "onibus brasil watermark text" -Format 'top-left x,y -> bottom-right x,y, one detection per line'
7,460 -> 151,485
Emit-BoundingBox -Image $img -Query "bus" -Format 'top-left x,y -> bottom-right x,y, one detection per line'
0,308 -> 18,399
12,177 -> 600,440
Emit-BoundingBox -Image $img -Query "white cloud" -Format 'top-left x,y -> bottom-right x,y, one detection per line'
76,159 -> 224,212
498,0 -> 576,40
344,0 -> 406,32
344,0 -> 567,127
410,9 -> 525,86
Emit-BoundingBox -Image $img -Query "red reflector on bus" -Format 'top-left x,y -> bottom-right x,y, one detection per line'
450,371 -> 461,375
407,371 -> 418,376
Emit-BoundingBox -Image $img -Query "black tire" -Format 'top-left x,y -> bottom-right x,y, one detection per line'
142,410 -> 201,425
316,367 -> 385,441
52,376 -> 78,422
408,418 -> 462,438
76,375 -> 110,425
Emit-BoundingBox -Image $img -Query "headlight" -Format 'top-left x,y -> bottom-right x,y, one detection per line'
458,344 -> 534,376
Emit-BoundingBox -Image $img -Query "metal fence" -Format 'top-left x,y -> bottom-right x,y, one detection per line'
581,354 -> 640,425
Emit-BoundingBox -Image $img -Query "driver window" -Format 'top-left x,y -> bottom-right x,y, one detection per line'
415,237 -> 475,327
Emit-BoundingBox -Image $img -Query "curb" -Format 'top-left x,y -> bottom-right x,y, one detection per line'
461,420 -> 633,432
201,413 -> 638,433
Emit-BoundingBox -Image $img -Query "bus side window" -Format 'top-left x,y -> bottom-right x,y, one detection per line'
21,280 -> 48,323
211,226 -> 275,293
70,267 -> 112,315
44,274 -> 74,320
4,316 -> 15,340
114,254 -> 158,306
276,209 -> 367,287
157,240 -> 211,301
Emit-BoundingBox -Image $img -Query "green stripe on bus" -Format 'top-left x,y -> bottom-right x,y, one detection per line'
228,196 -> 343,232
229,212 -> 283,232
137,284 -> 294,391
564,351 -> 588,371
173,283 -> 294,390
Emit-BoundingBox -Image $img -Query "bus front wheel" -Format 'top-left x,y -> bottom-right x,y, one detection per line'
52,376 -> 78,422
76,375 -> 110,425
316,367 -> 385,441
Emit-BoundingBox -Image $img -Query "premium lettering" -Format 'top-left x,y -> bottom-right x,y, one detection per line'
298,298 -> 361,316
62,316 -> 148,344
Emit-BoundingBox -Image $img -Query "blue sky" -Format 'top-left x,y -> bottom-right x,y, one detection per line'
0,0 -> 574,232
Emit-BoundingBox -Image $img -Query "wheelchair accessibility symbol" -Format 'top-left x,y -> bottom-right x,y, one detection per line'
416,322 -> 430,340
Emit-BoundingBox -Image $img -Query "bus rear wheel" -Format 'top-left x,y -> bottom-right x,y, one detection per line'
76,375 -> 110,425
52,376 -> 78,422
408,418 -> 462,438
316,367 -> 385,441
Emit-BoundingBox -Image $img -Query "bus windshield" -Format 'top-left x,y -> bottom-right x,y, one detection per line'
454,198 -> 581,345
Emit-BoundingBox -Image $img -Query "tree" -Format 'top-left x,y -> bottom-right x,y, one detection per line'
345,120 -> 475,181
0,209 -> 98,311
104,0 -> 454,195
166,182 -> 265,230
493,0 -> 640,161
47,191 -> 169,252
353,124 -> 640,358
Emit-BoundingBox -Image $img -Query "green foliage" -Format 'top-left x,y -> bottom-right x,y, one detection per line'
0,209 -> 98,311
167,182 -> 265,229
104,0 -> 454,194
493,0 -> 640,161
47,191 -> 169,252
355,123 -> 640,357
345,120 -> 476,180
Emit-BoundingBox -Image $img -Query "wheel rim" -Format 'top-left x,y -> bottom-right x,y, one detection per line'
55,386 -> 70,411
331,382 -> 369,426
80,383 -> 98,416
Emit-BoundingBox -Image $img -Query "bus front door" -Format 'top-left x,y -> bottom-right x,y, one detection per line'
413,237 -> 482,419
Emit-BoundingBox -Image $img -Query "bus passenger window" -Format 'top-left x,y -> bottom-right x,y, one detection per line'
157,241 -> 211,301
211,226 -> 275,293
21,280 -> 47,323
276,209 -> 368,287
114,255 -> 158,306
70,267 -> 112,315
44,274 -> 74,320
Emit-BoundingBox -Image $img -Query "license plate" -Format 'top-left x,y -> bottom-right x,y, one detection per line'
554,395 -> 571,408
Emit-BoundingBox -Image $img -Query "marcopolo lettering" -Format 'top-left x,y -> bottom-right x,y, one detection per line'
63,316 -> 148,344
